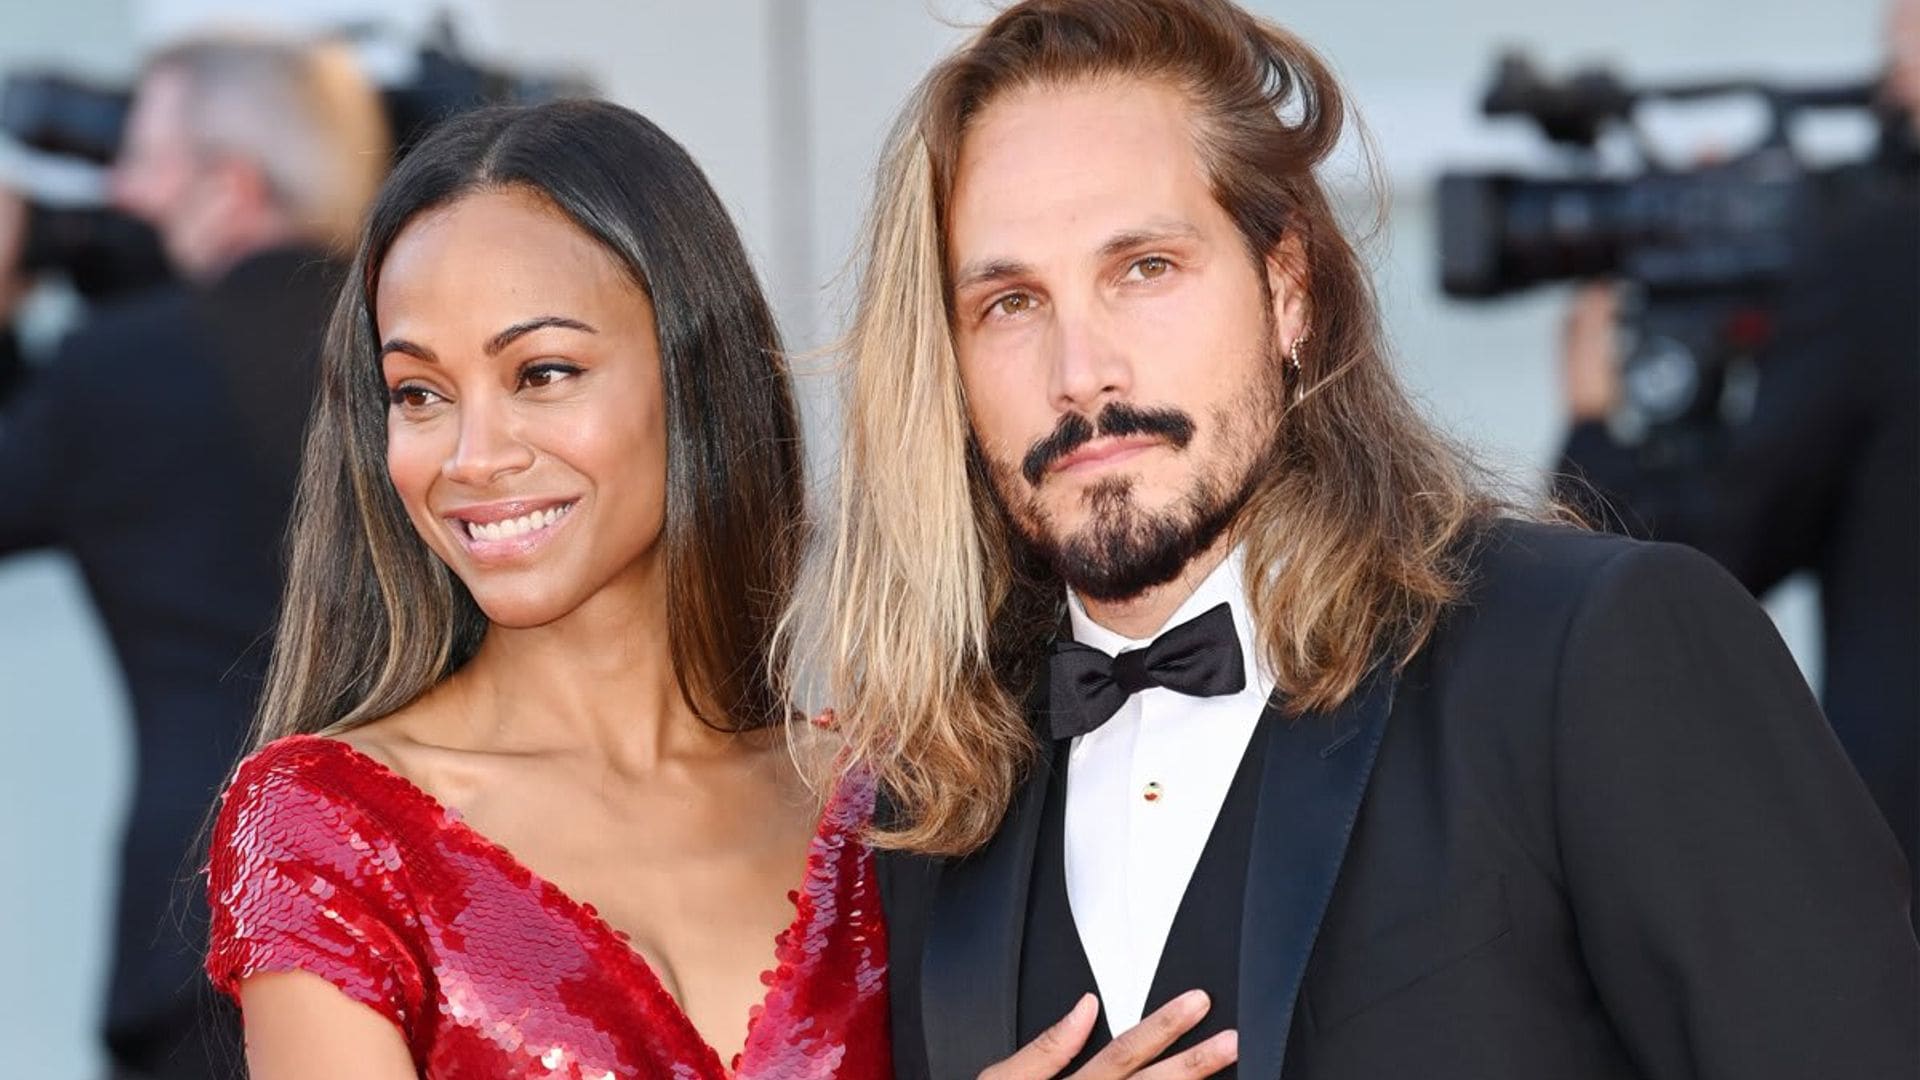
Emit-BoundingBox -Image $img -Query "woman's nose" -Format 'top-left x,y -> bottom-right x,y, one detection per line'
441,397 -> 534,486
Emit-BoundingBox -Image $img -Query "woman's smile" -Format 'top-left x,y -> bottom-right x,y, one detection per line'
444,498 -> 580,562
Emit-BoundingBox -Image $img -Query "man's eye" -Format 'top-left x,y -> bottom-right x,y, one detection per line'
992,293 -> 1035,318
1130,256 -> 1171,280
389,385 -> 441,409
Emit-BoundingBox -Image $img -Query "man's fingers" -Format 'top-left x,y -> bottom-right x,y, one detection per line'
1563,282 -> 1625,419
1073,990 -> 1211,1078
1567,282 -> 1618,328
979,993 -> 1100,1080
1130,1030 -> 1239,1080
980,990 -> 1224,1080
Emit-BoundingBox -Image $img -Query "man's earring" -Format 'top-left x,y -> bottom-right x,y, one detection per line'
1287,324 -> 1312,403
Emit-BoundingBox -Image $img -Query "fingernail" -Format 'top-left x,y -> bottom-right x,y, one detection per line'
1077,993 -> 1098,1018
1181,989 -> 1210,1015
1218,1030 -> 1239,1056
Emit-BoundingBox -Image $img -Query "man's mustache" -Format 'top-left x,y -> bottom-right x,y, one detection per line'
1020,402 -> 1196,486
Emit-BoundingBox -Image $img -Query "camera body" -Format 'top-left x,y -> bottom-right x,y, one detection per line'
1,25 -> 595,302
1438,54 -> 1900,465
2,72 -> 169,298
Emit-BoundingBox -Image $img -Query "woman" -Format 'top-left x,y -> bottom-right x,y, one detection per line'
203,100 -> 887,1078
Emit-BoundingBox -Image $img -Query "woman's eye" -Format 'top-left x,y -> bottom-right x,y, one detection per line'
520,363 -> 580,390
389,384 -> 441,409
1129,255 -> 1172,280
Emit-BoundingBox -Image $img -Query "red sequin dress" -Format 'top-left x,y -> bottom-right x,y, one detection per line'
205,735 -> 890,1078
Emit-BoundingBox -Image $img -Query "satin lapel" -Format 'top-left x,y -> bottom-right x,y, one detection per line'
1236,662 -> 1398,1078
921,730 -> 1058,1078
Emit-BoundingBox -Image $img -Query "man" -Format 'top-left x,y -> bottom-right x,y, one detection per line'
788,1 -> 1920,1077
1557,0 -> 1920,922
0,35 -> 386,1079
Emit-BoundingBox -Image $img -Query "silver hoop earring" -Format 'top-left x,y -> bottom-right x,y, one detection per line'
1287,325 -> 1311,403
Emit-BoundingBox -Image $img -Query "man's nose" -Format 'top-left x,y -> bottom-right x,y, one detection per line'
1046,304 -> 1132,413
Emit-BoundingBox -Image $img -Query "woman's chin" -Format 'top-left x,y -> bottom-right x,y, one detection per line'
450,550 -> 656,634
466,588 -> 581,632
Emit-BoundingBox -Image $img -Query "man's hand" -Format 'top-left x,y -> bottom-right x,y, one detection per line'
1563,282 -> 1623,422
0,188 -> 33,320
979,991 -> 1238,1080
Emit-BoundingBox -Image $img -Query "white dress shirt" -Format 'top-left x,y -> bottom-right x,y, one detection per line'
1062,547 -> 1275,1033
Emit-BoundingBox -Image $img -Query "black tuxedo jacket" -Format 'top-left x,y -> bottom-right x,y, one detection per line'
0,246 -> 339,1077
879,520 -> 1918,1079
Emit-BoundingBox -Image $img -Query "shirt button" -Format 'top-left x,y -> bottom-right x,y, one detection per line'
1142,781 -> 1163,803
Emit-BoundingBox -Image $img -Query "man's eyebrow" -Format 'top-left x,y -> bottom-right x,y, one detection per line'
951,258 -> 1033,294
1097,221 -> 1203,259
950,222 -> 1206,293
485,316 -> 597,356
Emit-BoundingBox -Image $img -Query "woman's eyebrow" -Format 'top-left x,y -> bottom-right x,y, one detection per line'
485,315 -> 599,355
379,337 -> 435,363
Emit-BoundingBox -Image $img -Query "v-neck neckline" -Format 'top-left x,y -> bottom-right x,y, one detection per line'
293,733 -> 833,1076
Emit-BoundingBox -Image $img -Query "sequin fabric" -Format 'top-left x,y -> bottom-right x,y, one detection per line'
205,735 -> 891,1078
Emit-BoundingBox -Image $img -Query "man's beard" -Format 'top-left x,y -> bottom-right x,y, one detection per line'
982,350 -> 1286,604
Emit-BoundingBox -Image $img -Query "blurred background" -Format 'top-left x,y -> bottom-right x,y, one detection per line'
0,1 -> 1902,1075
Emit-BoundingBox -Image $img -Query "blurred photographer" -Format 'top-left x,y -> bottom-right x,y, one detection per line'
1558,0 -> 1919,922
0,33 -> 386,1078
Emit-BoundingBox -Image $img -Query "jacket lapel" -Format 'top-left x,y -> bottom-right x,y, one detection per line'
1236,662 -> 1398,1078
920,723 -> 1058,1077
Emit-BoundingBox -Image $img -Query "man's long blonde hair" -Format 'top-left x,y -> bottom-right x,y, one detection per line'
781,0 -> 1500,856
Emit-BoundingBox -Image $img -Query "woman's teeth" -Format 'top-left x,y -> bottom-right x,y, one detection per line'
464,503 -> 572,542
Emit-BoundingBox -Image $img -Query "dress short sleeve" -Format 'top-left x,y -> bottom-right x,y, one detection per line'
205,739 -> 428,1042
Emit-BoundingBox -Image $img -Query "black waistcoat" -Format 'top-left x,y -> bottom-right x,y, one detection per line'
1016,715 -> 1274,1076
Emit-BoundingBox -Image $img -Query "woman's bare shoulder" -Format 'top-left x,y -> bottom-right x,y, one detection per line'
324,679 -> 475,799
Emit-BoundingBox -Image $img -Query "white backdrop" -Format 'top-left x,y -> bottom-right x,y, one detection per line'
0,1 -> 1881,1071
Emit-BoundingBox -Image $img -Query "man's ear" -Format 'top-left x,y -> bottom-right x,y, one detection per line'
224,158 -> 278,218
1263,232 -> 1310,346
201,157 -> 279,236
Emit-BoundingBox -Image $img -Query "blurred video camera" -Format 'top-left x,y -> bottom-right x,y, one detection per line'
1438,53 -> 1909,466
1,18 -> 595,304
2,71 -> 169,300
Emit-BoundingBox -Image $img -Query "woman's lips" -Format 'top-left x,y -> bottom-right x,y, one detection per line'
444,500 -> 578,561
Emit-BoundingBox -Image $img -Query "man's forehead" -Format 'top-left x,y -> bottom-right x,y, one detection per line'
945,78 -> 1217,270
138,65 -> 193,103
130,68 -> 193,130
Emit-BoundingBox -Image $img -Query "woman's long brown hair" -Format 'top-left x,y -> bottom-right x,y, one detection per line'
255,100 -> 805,748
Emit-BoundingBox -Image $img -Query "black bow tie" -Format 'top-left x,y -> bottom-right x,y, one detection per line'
1047,601 -> 1246,741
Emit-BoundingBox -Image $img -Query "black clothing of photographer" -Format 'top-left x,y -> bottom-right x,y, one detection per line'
1556,155 -> 1918,921
0,35 -> 386,1079
0,243 -> 341,1077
